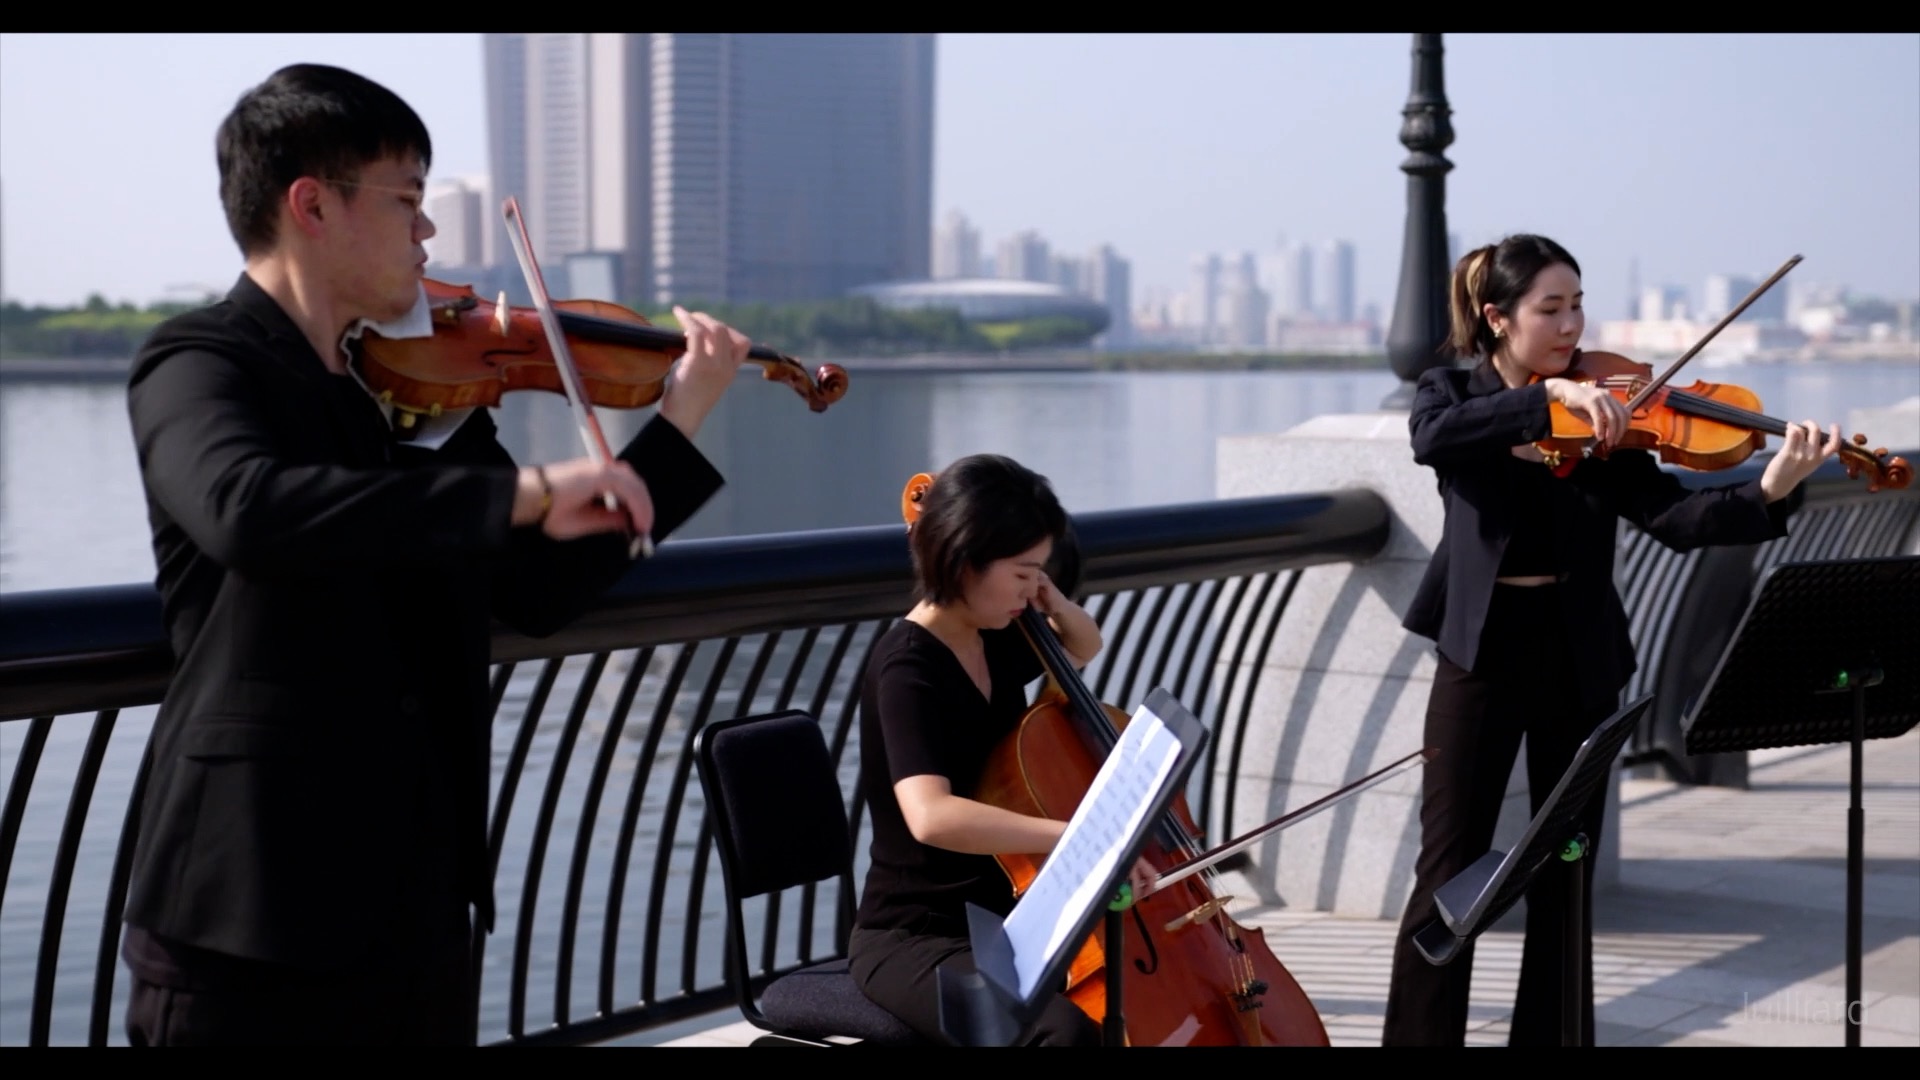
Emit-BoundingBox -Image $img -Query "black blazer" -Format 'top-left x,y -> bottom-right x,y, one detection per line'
122,273 -> 724,970
1400,359 -> 1800,713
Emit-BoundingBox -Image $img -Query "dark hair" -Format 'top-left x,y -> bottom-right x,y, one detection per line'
1446,234 -> 1581,358
909,454 -> 1070,606
216,64 -> 433,257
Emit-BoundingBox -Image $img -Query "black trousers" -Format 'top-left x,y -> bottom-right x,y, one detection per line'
849,924 -> 1102,1046
1383,583 -> 1615,1046
125,910 -> 475,1046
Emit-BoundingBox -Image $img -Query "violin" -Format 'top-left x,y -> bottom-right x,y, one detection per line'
352,277 -> 850,432
1527,255 -> 1910,492
900,472 -> 1331,1047
1532,350 -> 1910,490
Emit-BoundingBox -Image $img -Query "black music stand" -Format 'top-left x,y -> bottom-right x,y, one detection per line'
935,688 -> 1209,1047
1412,693 -> 1654,1047
1681,555 -> 1920,1047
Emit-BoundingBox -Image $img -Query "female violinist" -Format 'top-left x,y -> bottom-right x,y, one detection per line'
850,453 -> 1149,1047
1386,233 -> 1843,1046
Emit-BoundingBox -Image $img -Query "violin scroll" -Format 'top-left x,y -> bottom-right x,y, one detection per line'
763,355 -> 850,413
1840,435 -> 1912,494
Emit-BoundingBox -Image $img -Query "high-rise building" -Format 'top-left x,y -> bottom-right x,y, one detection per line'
1225,252 -> 1268,349
1190,253 -> 1222,342
1319,240 -> 1356,323
933,211 -> 980,280
482,34 -> 527,270
1638,284 -> 1689,321
1085,243 -> 1132,349
424,179 -> 485,268
486,33 -> 934,306
483,33 -> 649,301
526,34 -> 591,263
997,230 -> 1051,282
1049,254 -> 1083,295
1259,240 -> 1312,321
1704,273 -> 1786,324
654,33 -> 934,304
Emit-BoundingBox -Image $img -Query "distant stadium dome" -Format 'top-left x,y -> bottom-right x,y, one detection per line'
847,278 -> 1111,334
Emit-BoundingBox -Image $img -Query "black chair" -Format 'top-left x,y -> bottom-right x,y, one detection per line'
694,709 -> 926,1046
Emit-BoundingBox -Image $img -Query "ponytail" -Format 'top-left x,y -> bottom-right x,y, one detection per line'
1442,234 -> 1582,360
1447,245 -> 1498,358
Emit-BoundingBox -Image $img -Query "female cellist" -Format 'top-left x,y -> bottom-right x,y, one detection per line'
1387,233 -> 1844,1046
849,453 -> 1151,1047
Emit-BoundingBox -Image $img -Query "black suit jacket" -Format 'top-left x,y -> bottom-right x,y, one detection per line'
1400,359 -> 1801,714
121,272 -> 723,970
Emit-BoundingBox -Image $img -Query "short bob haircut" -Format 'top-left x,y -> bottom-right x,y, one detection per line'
909,454 -> 1072,606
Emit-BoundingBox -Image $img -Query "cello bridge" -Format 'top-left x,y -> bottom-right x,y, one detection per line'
1164,896 -> 1234,932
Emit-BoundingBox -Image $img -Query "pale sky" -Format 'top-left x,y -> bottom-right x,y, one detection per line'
2,32 -> 1916,321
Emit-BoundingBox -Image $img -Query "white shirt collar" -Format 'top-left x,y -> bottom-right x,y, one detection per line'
338,281 -> 476,450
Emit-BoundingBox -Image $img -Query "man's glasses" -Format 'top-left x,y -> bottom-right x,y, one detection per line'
320,178 -> 427,214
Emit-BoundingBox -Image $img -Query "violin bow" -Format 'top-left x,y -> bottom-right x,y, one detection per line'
501,196 -> 652,559
1138,746 -> 1435,899
1623,254 -> 1802,413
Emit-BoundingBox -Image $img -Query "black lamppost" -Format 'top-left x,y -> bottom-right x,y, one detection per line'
1381,33 -> 1456,409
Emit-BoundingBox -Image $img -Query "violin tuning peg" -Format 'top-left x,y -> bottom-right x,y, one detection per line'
1852,433 -> 1868,445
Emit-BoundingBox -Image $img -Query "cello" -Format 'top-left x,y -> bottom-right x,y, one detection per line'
900,471 -> 1330,1046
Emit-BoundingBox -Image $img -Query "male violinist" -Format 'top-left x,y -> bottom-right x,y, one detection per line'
119,62 -> 751,1045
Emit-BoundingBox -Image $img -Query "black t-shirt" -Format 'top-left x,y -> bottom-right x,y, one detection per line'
853,618 -> 1044,937
1496,454 -> 1565,577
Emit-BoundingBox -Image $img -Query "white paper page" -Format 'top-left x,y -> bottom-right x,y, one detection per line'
1001,700 -> 1182,1000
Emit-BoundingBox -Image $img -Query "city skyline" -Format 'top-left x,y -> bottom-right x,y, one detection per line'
463,34 -> 934,308
2,33 -> 1917,321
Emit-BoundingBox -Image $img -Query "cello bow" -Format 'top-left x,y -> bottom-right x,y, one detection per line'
1139,746 -> 1437,899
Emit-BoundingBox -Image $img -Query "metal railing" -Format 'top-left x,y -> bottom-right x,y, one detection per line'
0,488 -> 1389,1047
4,451 -> 1913,1046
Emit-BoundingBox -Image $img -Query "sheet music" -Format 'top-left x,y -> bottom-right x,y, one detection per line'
1001,699 -> 1181,1000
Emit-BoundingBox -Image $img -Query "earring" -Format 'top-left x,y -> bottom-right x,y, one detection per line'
1494,326 -> 1505,339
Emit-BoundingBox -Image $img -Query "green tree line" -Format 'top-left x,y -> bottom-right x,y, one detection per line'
2,292 -> 1108,360
635,297 -> 1109,357
1,294 -> 208,358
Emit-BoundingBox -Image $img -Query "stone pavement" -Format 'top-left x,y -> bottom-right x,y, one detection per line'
644,726 -> 1919,1047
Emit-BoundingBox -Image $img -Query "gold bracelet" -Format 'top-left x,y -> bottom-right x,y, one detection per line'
534,465 -> 553,521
